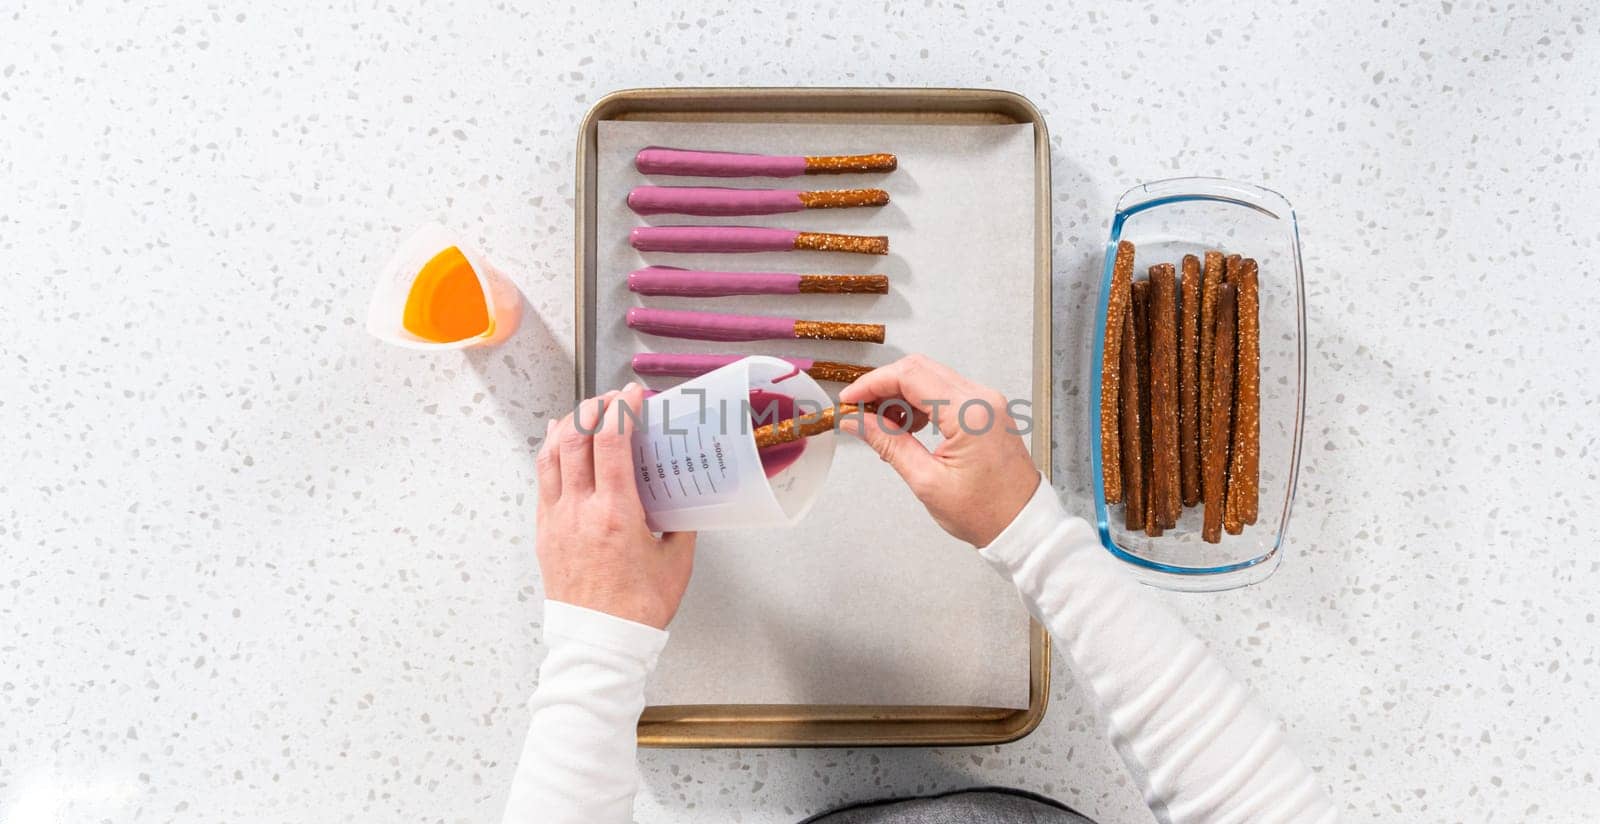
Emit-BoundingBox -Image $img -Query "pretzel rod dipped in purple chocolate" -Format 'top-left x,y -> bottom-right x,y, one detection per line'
635,147 -> 897,178
626,307 -> 884,344
630,226 -> 888,256
632,353 -> 873,384
628,186 -> 889,217
628,266 -> 888,297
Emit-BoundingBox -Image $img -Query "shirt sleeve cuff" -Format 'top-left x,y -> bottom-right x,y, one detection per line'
978,471 -> 1072,575
544,600 -> 670,664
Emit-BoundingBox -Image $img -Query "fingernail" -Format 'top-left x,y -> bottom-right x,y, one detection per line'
546,419 -> 556,435
623,381 -> 639,392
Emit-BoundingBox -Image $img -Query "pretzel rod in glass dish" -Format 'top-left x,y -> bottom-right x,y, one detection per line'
1118,298 -> 1146,532
1197,250 -> 1225,501
630,226 -> 888,255
1202,283 -> 1239,544
1148,263 -> 1181,529
1133,281 -> 1161,538
628,186 -> 889,216
627,266 -> 887,297
632,353 -> 871,384
1099,240 -> 1136,504
626,307 -> 884,344
635,147 -> 897,178
1225,258 -> 1262,533
1177,254 -> 1203,507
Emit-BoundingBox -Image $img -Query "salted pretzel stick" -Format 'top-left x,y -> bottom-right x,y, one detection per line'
1178,254 -> 1203,507
1133,281 -> 1162,537
1219,255 -> 1247,519
1149,264 -> 1181,528
1203,284 -> 1239,544
795,275 -> 891,294
1226,259 -> 1262,532
1198,250 -> 1225,501
751,403 -> 877,448
802,154 -> 898,174
1100,240 -> 1136,504
1118,300 -> 1145,531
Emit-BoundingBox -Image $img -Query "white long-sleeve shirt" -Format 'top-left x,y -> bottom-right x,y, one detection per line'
504,477 -> 1339,823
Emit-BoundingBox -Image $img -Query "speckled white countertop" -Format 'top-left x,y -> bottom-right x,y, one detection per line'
3,1 -> 1597,822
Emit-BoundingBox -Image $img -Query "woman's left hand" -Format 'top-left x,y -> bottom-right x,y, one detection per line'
536,383 -> 696,630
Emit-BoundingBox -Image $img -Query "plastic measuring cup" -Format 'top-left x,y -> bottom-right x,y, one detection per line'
633,356 -> 836,532
366,223 -> 523,350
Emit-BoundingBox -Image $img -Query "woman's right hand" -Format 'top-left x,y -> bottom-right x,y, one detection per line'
838,355 -> 1041,548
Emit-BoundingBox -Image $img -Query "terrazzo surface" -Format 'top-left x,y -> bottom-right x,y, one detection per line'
3,1 -> 1598,821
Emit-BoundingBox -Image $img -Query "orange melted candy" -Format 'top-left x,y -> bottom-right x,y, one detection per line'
402,246 -> 491,343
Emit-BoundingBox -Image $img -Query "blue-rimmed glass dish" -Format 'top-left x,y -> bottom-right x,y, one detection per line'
1089,178 -> 1306,591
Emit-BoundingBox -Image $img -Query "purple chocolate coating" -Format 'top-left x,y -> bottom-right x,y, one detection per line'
627,186 -> 805,216
632,353 -> 814,378
626,307 -> 798,342
627,266 -> 802,297
629,226 -> 800,254
635,147 -> 808,178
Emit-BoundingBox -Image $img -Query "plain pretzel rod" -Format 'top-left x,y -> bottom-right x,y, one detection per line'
751,402 -> 881,449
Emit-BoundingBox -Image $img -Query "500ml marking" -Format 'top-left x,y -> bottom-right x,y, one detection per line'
636,428 -> 728,502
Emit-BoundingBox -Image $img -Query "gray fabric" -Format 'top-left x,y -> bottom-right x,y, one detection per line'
801,788 -> 1095,824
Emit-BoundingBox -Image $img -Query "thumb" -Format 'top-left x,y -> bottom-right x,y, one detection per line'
839,414 -> 941,492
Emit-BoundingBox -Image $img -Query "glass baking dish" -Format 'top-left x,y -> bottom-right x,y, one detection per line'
1089,178 -> 1305,591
